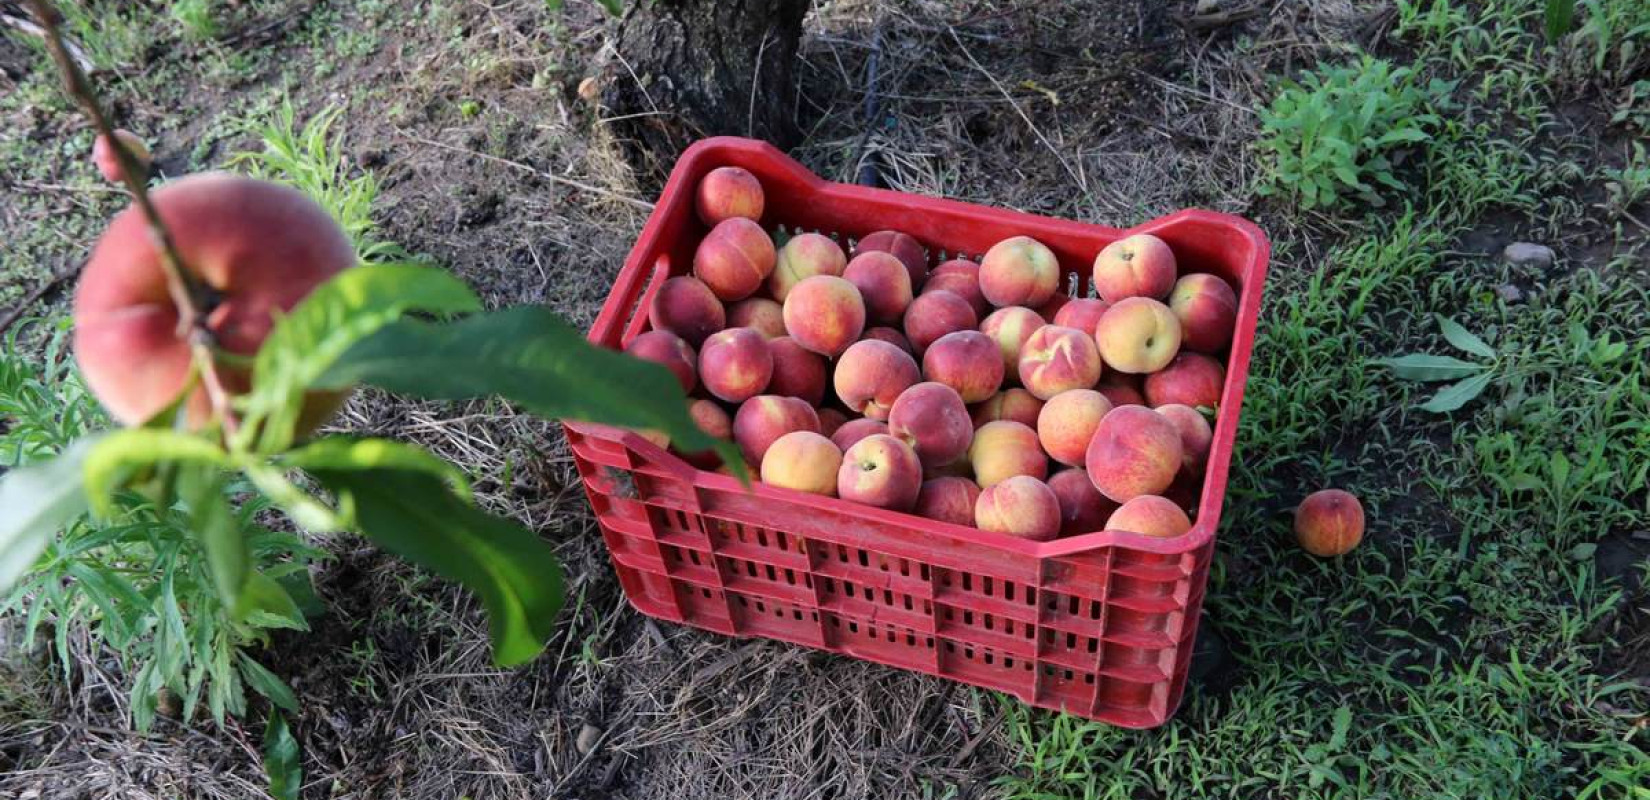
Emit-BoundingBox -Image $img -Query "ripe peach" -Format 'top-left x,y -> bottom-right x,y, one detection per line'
854,230 -> 927,289
1095,372 -> 1147,408
968,420 -> 1047,489
923,259 -> 988,317
837,434 -> 923,511
974,475 -> 1061,541
843,251 -> 913,324
649,275 -> 725,347
922,330 -> 1003,403
92,129 -> 151,184
1085,405 -> 1183,503
783,275 -> 866,357
766,335 -> 828,406
887,382 -> 973,467
863,326 -> 914,356
1048,468 -> 1118,536
695,165 -> 764,226
770,232 -> 847,301
694,217 -> 775,301
1052,297 -> 1111,335
817,407 -> 849,438
915,477 -> 982,526
1091,233 -> 1177,302
727,297 -> 785,339
1144,352 -> 1225,410
624,330 -> 697,394
833,339 -> 919,420
979,236 -> 1060,308
1095,297 -> 1182,374
677,398 -> 734,468
970,388 -> 1044,429
1106,495 -> 1192,538
903,290 -> 977,355
1155,403 -> 1213,478
761,431 -> 842,496
1018,325 -> 1103,400
698,327 -> 773,403
74,173 -> 353,427
830,417 -> 888,452
979,306 -> 1046,379
733,394 -> 820,466
1169,273 -> 1238,353
1294,489 -> 1365,557
1036,389 -> 1112,467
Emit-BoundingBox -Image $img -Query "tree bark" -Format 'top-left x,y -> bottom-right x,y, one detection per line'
603,0 -> 810,180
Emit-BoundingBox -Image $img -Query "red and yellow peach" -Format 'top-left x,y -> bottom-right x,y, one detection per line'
887,382 -> 973,467
770,232 -> 847,301
968,420 -> 1048,488
979,306 -> 1046,379
980,236 -> 1060,308
695,166 -> 764,226
903,290 -> 977,355
624,330 -> 697,394
915,477 -> 983,526
1095,297 -> 1182,374
1144,352 -> 1225,410
783,275 -> 866,357
833,339 -> 920,420
649,275 -> 726,348
843,251 -> 914,324
693,217 -> 776,301
1048,468 -> 1118,536
1169,272 -> 1238,354
1036,389 -> 1112,467
699,327 -> 773,403
1106,495 -> 1192,538
974,475 -> 1061,541
1084,405 -> 1182,502
970,387 -> 1044,429
766,335 -> 828,406
733,394 -> 820,466
1294,489 -> 1365,556
1018,324 -> 1103,400
854,230 -> 927,289
1091,233 -> 1177,302
727,297 -> 786,339
838,434 -> 923,511
922,330 -> 1004,404
760,431 -> 842,496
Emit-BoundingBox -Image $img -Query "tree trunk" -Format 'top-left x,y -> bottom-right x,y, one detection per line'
603,0 -> 810,180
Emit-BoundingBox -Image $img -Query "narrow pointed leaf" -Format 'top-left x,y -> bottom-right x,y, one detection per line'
238,653 -> 298,711
1435,315 -> 1495,359
263,711 -> 302,800
0,438 -> 96,594
82,430 -> 227,517
1419,371 -> 1495,413
1376,353 -> 1486,382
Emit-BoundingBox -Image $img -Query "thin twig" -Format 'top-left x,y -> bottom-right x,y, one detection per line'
392,128 -> 654,211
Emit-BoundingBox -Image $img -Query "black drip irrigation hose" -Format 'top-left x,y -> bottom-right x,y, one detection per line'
850,21 -> 885,188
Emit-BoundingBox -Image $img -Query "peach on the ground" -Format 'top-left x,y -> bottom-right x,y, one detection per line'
1144,352 -> 1225,410
1106,495 -> 1192,538
761,431 -> 842,496
1091,233 -> 1177,302
1169,272 -> 1238,353
770,232 -> 847,301
783,275 -> 866,356
727,297 -> 785,339
1095,372 -> 1147,407
837,434 -> 923,511
1018,324 -> 1103,400
970,387 -> 1043,429
903,290 -> 977,355
649,275 -> 725,347
1155,403 -> 1213,478
765,335 -> 828,406
979,306 -> 1046,379
922,330 -> 1003,403
833,339 -> 920,420
979,236 -> 1060,308
733,394 -> 820,466
695,166 -> 764,225
923,259 -> 988,316
1084,405 -> 1182,502
1294,489 -> 1365,556
1095,297 -> 1182,374
854,230 -> 927,289
915,477 -> 982,526
843,251 -> 914,324
974,475 -> 1061,541
830,417 -> 888,452
694,217 -> 776,301
698,327 -> 773,403
1048,468 -> 1117,536
1036,389 -> 1111,467
863,326 -> 914,355
968,420 -> 1047,488
817,407 -> 849,438
624,330 -> 697,394
1053,298 -> 1111,335
888,382 -> 973,467
92,129 -> 151,184
677,398 -> 733,468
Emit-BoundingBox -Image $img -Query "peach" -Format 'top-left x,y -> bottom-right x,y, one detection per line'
1048,468 -> 1117,536
1144,352 -> 1225,410
649,275 -> 725,347
854,230 -> 927,289
970,388 -> 1043,429
979,236 -> 1059,308
837,434 -> 923,511
1036,389 -> 1112,467
1169,273 -> 1238,353
923,259 -> 988,317
833,339 -> 920,420
727,297 -> 785,339
1018,325 -> 1103,400
1294,489 -> 1365,556
830,417 -> 888,452
1095,372 -> 1147,408
817,407 -> 849,438
1053,298 -> 1111,335
760,431 -> 842,496
624,330 -> 697,394
782,275 -> 866,356
694,217 -> 775,301
733,394 -> 820,466
915,477 -> 983,526
979,306 -> 1046,379
922,330 -> 1003,403
770,232 -> 847,301
695,166 -> 764,225
766,335 -> 828,406
1094,297 -> 1181,374
968,420 -> 1047,488
92,129 -> 151,184
863,326 -> 914,356
903,290 -> 977,355
677,398 -> 734,468
888,382 -> 973,467
1154,403 -> 1213,479
1084,405 -> 1183,503
974,475 -> 1061,541
74,173 -> 353,428
1106,495 -> 1192,538
843,251 -> 913,324
698,327 -> 773,403
1091,233 -> 1177,302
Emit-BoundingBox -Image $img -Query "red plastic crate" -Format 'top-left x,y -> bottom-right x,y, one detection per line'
563,137 -> 1269,728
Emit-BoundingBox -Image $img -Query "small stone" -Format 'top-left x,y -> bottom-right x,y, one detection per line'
1495,284 -> 1524,303
577,77 -> 601,104
576,723 -> 603,755
1502,242 -> 1554,269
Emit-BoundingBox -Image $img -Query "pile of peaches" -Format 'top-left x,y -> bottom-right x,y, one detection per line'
625,166 -> 1240,543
